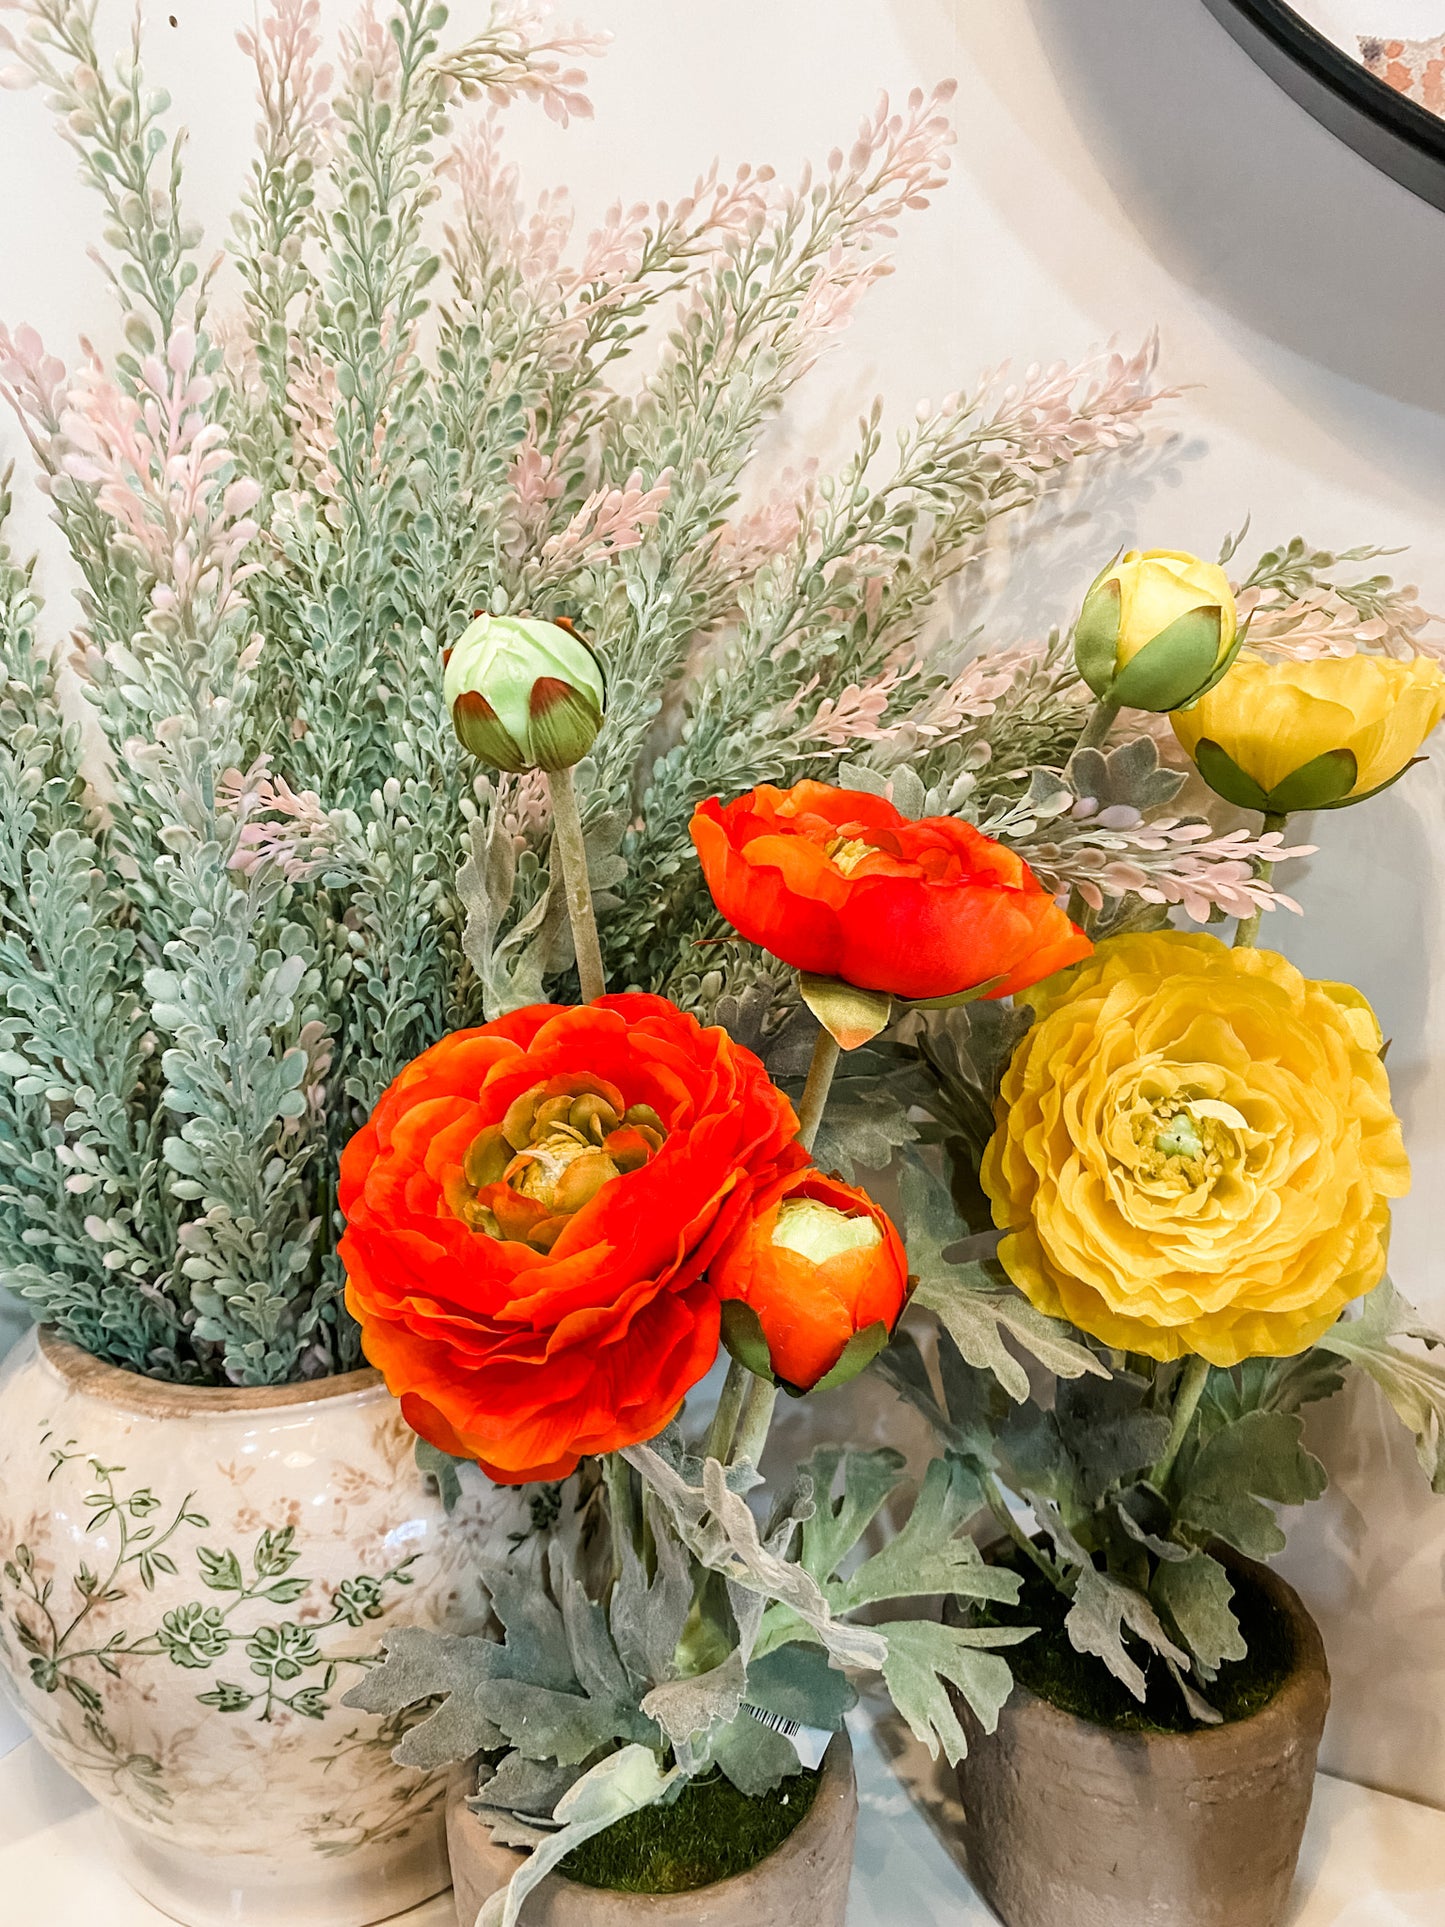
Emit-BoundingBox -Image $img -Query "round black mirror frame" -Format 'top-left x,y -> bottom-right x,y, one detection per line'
1202,0 -> 1445,212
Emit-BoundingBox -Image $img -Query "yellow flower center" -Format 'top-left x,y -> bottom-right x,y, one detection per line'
1115,1081 -> 1255,1199
826,834 -> 877,877
773,1197 -> 881,1265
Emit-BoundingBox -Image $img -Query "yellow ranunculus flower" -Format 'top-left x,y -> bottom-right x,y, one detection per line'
1172,652 -> 1445,814
1075,550 -> 1238,712
979,933 -> 1409,1366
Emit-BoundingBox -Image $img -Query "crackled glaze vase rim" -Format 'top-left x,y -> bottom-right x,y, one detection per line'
36,1327 -> 384,1416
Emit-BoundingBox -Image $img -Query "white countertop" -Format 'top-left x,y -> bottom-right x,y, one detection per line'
1,1704 -> 1442,1925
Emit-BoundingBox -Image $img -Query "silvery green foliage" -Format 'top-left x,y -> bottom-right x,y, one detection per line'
1315,1282 -> 1445,1492
881,1303 -> 1351,1722
0,0 -> 1174,1384
351,1424 -> 1028,1840
0,2 -> 1411,1386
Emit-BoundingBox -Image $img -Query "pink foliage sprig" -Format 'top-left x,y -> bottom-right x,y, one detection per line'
0,322 -> 69,475
1236,582 -> 1445,662
1029,807 -> 1315,924
221,758 -> 338,882
59,327 -> 262,628
538,469 -> 672,571
437,0 -> 607,126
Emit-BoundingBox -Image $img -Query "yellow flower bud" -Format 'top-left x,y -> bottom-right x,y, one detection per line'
443,614 -> 605,773
1171,651 -> 1445,814
1075,549 -> 1238,712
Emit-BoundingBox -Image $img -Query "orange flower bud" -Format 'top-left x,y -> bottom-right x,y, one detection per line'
712,1170 -> 909,1392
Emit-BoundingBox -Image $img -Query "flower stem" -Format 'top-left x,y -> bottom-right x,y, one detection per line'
1149,1354 -> 1211,1490
547,761 -> 606,1002
604,1451 -> 637,1583
985,1476 -> 1069,1596
1232,809 -> 1289,949
705,1355 -> 751,1464
731,1373 -> 778,1472
1073,695 -> 1121,756
796,1024 -> 842,1153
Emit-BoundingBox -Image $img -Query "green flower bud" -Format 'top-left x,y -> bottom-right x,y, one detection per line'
1074,549 -> 1239,714
443,614 -> 605,773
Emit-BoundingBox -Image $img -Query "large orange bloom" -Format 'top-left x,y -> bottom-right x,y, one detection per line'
712,1169 -> 909,1390
338,996 -> 807,1483
690,782 -> 1090,1002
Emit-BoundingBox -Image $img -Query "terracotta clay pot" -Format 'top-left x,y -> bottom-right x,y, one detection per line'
446,1731 -> 857,1927
949,1559 -> 1330,1927
0,1327 -> 514,1927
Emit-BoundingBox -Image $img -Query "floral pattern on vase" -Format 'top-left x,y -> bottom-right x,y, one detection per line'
0,1327 -> 521,1927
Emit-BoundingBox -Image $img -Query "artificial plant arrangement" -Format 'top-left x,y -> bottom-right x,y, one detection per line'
338,608 -> 1101,1919
0,0 -> 1187,1390
1,0 -> 1444,1920
0,0 -> 1412,1393
874,549 -> 1445,1746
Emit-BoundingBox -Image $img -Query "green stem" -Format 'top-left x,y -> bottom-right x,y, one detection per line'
796,1024 -> 841,1154
547,761 -> 606,1002
705,1356 -> 751,1464
604,1452 -> 637,1584
1149,1355 -> 1211,1490
985,1476 -> 1070,1596
731,1375 -> 778,1472
1073,695 -> 1121,756
1233,810 -> 1289,949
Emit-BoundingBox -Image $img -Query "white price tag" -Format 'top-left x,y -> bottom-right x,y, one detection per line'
742,1701 -> 832,1772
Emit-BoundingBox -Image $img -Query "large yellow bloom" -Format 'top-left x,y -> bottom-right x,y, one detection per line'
979,933 -> 1409,1365
1172,652 -> 1445,813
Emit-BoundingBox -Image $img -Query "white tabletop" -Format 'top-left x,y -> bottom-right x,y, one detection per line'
2,1703 -> 1443,1926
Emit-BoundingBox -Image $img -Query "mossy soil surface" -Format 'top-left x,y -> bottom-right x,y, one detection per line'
560,1763 -> 819,1895
977,1549 -> 1297,1734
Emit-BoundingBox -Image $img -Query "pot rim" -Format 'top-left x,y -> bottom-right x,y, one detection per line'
450,1727 -> 855,1907
36,1325 -> 384,1416
951,1552 -> 1329,1758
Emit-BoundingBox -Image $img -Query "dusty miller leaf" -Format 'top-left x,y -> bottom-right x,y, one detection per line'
839,1458 -> 1018,1611
609,1508 -> 694,1692
1151,1553 -> 1246,1679
902,1159 -> 1107,1402
708,1707 -> 805,1796
1053,1371 -> 1171,1505
793,1446 -> 907,1586
624,1445 -> 887,1671
1064,1565 -> 1190,1704
342,1628 -> 507,1768
641,1648 -> 747,1754
473,1753 -> 583,1823
1315,1282 -> 1445,1492
745,1640 -> 857,1734
878,1619 -> 1030,1765
479,1746 -> 681,1927
1170,1410 -> 1326,1560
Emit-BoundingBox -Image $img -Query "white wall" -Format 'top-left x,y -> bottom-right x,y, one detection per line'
1,0 -> 1442,1803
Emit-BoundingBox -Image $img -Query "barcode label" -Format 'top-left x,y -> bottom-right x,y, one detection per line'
742,1702 -> 831,1771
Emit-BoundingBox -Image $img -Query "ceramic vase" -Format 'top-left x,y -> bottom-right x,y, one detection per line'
445,1731 -> 858,1927
949,1559 -> 1330,1927
0,1326 -> 510,1927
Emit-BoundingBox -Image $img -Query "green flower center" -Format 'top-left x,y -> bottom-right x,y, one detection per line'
1132,1095 -> 1250,1187
447,1076 -> 666,1253
773,1197 -> 880,1265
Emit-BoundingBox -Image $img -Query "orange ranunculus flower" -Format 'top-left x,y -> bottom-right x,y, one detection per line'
690,782 -> 1090,1002
338,996 -> 807,1483
711,1170 -> 909,1390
